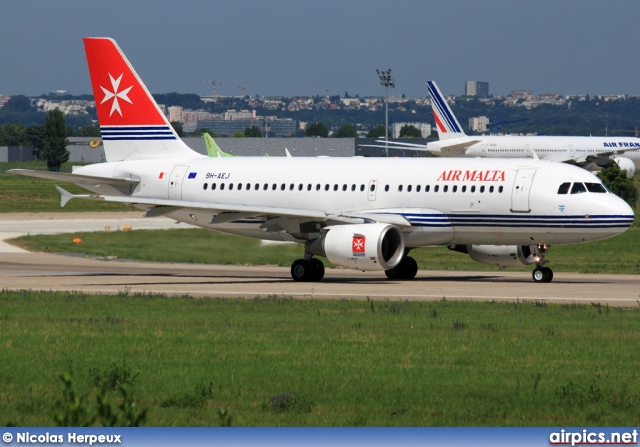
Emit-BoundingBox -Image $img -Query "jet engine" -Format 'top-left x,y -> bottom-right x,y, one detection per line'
611,156 -> 636,178
449,244 -> 538,267
306,223 -> 405,271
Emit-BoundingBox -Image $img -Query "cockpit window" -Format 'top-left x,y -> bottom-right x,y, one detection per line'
557,182 -> 571,194
570,182 -> 587,194
585,182 -> 607,193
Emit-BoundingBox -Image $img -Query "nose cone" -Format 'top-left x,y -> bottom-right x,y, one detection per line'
602,193 -> 635,238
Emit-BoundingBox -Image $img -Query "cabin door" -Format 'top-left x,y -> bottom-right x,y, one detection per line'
510,168 -> 536,213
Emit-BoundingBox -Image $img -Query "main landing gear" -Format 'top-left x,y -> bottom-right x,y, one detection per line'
384,256 -> 418,280
531,243 -> 553,283
291,256 -> 325,282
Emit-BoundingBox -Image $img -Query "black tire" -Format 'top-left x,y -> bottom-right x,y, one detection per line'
401,256 -> 418,280
385,266 -> 400,279
310,258 -> 325,281
532,267 -> 547,283
291,259 -> 312,282
542,266 -> 553,283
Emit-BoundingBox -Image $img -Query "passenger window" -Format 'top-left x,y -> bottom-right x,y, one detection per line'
557,182 -> 571,194
452,185 -> 457,193
480,186 -> 485,193
307,184 -> 312,191
272,183 -> 277,190
351,184 -> 356,191
325,184 -> 330,191
289,183 -> 294,191
246,183 -> 251,190
398,185 -> 403,192
489,186 -> 494,193
212,183 -> 217,191
471,185 -> 476,193
203,183 -> 208,190
416,185 -> 421,192
461,185 -> 466,193
229,184 -> 234,190
255,183 -> 260,190
281,184 -> 286,191
263,183 -> 268,191
360,185 -> 365,192
316,184 -> 321,191
370,184 -> 376,192
237,183 -> 242,190
570,182 -> 587,194
425,185 -> 430,192
407,185 -> 412,192
333,184 -> 338,191
443,185 -> 448,192
434,185 -> 439,192
384,185 -> 389,192
220,183 -> 225,191
585,182 -> 606,193
498,186 -> 503,193
342,184 -> 347,191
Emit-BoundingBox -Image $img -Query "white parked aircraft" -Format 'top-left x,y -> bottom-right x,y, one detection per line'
381,81 -> 640,177
8,38 -> 635,283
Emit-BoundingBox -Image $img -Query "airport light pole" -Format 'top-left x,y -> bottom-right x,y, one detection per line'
377,68 -> 395,157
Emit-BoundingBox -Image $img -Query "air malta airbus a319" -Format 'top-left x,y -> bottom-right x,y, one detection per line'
9,38 -> 634,283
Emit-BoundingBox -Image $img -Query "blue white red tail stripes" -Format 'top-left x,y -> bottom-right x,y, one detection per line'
427,81 -> 465,139
100,125 -> 176,141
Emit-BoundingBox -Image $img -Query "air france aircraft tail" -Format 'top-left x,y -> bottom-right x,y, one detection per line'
83,37 -> 200,162
427,81 -> 466,140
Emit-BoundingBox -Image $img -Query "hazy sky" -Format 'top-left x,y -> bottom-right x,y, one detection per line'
3,0 -> 639,98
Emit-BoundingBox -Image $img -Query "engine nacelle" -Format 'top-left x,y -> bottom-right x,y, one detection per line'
611,156 -> 636,178
449,244 -> 538,267
306,223 -> 404,271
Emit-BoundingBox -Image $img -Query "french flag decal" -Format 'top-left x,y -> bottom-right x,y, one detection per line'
352,235 -> 366,256
188,172 -> 197,179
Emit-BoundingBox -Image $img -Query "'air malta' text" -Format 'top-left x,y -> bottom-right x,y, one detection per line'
437,170 -> 506,182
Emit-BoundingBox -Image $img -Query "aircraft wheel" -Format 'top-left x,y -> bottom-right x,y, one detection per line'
542,266 -> 553,283
385,267 -> 400,280
291,259 -> 312,282
532,267 -> 552,283
401,256 -> 418,280
310,258 -> 325,281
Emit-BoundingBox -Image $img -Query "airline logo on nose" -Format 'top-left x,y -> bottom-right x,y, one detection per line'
100,73 -> 133,117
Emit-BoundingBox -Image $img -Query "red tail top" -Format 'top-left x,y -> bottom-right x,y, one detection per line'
83,38 -> 167,127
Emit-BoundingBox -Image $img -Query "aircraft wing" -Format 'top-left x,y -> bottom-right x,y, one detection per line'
543,152 -> 618,164
366,139 -> 482,154
7,169 -> 140,186
55,187 -> 412,230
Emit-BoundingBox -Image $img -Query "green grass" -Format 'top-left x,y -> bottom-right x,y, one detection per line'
1,290 -> 639,426
9,225 -> 640,274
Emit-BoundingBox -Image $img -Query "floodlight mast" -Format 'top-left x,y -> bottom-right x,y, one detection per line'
376,69 -> 395,157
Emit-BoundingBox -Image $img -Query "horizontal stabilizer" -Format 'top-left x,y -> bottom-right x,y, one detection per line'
7,169 -> 140,186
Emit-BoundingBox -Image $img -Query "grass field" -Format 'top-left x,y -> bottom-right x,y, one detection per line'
9,225 -> 640,274
1,290 -> 640,427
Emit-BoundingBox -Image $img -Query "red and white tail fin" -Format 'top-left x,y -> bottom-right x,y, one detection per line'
426,81 -> 467,140
83,37 -> 200,162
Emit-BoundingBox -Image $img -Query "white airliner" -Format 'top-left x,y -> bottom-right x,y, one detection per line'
381,81 -> 640,177
8,38 -> 635,283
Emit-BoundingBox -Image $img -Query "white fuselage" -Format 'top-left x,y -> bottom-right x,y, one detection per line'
427,136 -> 640,170
75,156 -> 634,248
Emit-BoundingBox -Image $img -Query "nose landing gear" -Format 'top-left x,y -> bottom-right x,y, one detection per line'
531,243 -> 553,283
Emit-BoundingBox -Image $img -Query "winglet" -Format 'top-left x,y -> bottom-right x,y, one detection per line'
55,186 -> 75,207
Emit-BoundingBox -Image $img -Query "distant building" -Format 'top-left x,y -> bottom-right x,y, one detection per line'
392,122 -> 431,138
0,94 -> 10,108
469,116 -> 490,132
465,81 -> 489,98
